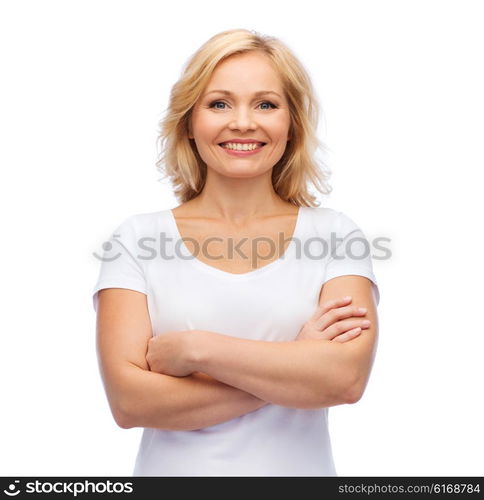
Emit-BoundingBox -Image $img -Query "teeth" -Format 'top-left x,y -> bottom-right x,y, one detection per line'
221,142 -> 263,151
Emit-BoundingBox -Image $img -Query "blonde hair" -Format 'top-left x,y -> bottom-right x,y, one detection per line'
156,28 -> 332,207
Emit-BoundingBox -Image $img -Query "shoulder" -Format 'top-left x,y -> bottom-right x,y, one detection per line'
304,206 -> 362,235
108,210 -> 168,252
114,209 -> 168,232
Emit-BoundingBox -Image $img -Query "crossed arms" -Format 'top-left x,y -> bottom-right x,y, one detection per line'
95,275 -> 378,431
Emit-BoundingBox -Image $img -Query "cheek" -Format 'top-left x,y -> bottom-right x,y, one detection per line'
192,111 -> 222,136
265,114 -> 291,139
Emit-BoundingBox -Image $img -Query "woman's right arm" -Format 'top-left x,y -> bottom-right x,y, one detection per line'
96,288 -> 267,431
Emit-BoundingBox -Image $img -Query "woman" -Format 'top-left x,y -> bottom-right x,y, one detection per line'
92,28 -> 380,476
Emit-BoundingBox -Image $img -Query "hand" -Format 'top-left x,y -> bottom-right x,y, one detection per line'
296,296 -> 371,343
146,330 -> 196,376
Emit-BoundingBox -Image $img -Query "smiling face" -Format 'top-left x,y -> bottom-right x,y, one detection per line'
189,51 -> 292,179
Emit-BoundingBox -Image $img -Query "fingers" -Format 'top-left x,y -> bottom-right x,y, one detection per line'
315,304 -> 368,331
322,318 -> 371,341
309,296 -> 352,321
332,327 -> 362,343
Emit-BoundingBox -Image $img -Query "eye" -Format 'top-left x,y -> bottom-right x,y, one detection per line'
207,100 -> 279,110
208,101 -> 227,110
258,101 -> 278,110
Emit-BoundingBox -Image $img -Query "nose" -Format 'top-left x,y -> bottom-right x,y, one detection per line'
228,106 -> 257,132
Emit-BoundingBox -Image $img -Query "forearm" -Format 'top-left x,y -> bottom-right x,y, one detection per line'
191,331 -> 355,409
118,364 -> 268,431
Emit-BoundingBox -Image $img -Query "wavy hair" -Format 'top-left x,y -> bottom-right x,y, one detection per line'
155,28 -> 332,207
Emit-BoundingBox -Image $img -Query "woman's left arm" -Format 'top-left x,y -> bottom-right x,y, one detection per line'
148,275 -> 378,409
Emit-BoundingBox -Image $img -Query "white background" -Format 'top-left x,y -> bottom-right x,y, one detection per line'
1,0 -> 483,476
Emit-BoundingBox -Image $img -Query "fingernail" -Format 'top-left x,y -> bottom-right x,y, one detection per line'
343,296 -> 352,300
358,307 -> 367,313
362,320 -> 371,326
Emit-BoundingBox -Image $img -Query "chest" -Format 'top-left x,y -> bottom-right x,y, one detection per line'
174,216 -> 298,275
146,262 -> 323,341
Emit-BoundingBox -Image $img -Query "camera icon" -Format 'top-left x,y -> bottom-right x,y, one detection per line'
3,480 -> 21,496
92,233 -> 122,262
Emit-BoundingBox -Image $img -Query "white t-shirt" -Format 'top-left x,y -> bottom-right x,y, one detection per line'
92,206 -> 380,476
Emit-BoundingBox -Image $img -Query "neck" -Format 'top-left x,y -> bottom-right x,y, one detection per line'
189,170 -> 291,225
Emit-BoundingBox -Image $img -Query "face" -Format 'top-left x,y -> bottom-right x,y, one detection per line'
189,51 -> 291,178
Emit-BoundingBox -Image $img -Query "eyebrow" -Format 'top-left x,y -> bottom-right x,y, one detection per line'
204,90 -> 282,98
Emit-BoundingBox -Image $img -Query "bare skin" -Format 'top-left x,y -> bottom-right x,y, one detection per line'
171,198 -> 299,275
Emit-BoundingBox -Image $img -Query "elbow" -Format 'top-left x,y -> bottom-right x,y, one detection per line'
112,399 -> 136,430
311,378 -> 359,409
344,385 -> 363,405
343,374 -> 366,405
115,412 -> 133,430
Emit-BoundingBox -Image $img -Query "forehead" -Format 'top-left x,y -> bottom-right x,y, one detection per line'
206,52 -> 284,93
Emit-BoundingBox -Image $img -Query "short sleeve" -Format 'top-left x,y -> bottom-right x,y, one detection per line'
322,211 -> 380,306
92,215 -> 148,313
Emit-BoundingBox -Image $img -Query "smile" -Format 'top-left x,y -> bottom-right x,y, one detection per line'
220,142 -> 265,150
218,142 -> 266,157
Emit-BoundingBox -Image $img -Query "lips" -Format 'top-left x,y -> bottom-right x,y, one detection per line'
218,142 -> 267,146
218,142 -> 266,156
